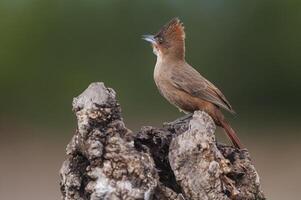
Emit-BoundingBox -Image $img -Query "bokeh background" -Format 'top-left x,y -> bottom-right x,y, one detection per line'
0,0 -> 300,199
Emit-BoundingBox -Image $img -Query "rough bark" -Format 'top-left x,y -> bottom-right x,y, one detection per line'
60,82 -> 265,200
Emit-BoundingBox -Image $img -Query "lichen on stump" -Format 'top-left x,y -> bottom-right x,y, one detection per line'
60,82 -> 265,200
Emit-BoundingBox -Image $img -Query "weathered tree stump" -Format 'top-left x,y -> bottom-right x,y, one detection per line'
60,82 -> 265,200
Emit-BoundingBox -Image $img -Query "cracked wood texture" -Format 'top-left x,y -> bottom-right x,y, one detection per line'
60,82 -> 265,200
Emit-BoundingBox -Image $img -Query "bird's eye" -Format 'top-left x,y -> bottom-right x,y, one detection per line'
158,37 -> 164,44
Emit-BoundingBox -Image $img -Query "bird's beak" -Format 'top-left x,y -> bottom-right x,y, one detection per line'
142,34 -> 156,44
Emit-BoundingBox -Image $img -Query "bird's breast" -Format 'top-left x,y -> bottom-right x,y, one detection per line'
153,62 -> 214,114
153,63 -> 190,111
154,63 -> 172,97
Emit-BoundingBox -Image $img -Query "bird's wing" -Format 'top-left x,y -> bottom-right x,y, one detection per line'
170,64 -> 235,113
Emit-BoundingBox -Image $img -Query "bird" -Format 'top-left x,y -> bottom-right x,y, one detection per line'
142,18 -> 243,149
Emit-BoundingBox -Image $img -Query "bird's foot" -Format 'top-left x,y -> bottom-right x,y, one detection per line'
164,113 -> 193,127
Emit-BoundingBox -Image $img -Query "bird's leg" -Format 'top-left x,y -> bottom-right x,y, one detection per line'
176,113 -> 193,122
165,113 -> 193,127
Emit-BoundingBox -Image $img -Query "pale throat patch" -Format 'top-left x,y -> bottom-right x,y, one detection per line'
152,45 -> 159,56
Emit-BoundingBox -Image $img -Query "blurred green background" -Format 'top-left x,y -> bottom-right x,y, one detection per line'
0,0 -> 300,199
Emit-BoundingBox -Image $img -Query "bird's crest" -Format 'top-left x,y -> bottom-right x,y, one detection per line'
155,18 -> 185,42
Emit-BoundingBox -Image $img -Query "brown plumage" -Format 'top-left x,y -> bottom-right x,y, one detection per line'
143,18 -> 243,148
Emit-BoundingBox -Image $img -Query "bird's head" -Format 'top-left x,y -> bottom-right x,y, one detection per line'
142,18 -> 185,60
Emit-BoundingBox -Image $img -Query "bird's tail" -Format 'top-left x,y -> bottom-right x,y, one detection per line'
220,120 -> 243,149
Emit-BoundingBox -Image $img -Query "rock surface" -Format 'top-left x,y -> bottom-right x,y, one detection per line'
60,82 -> 265,200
